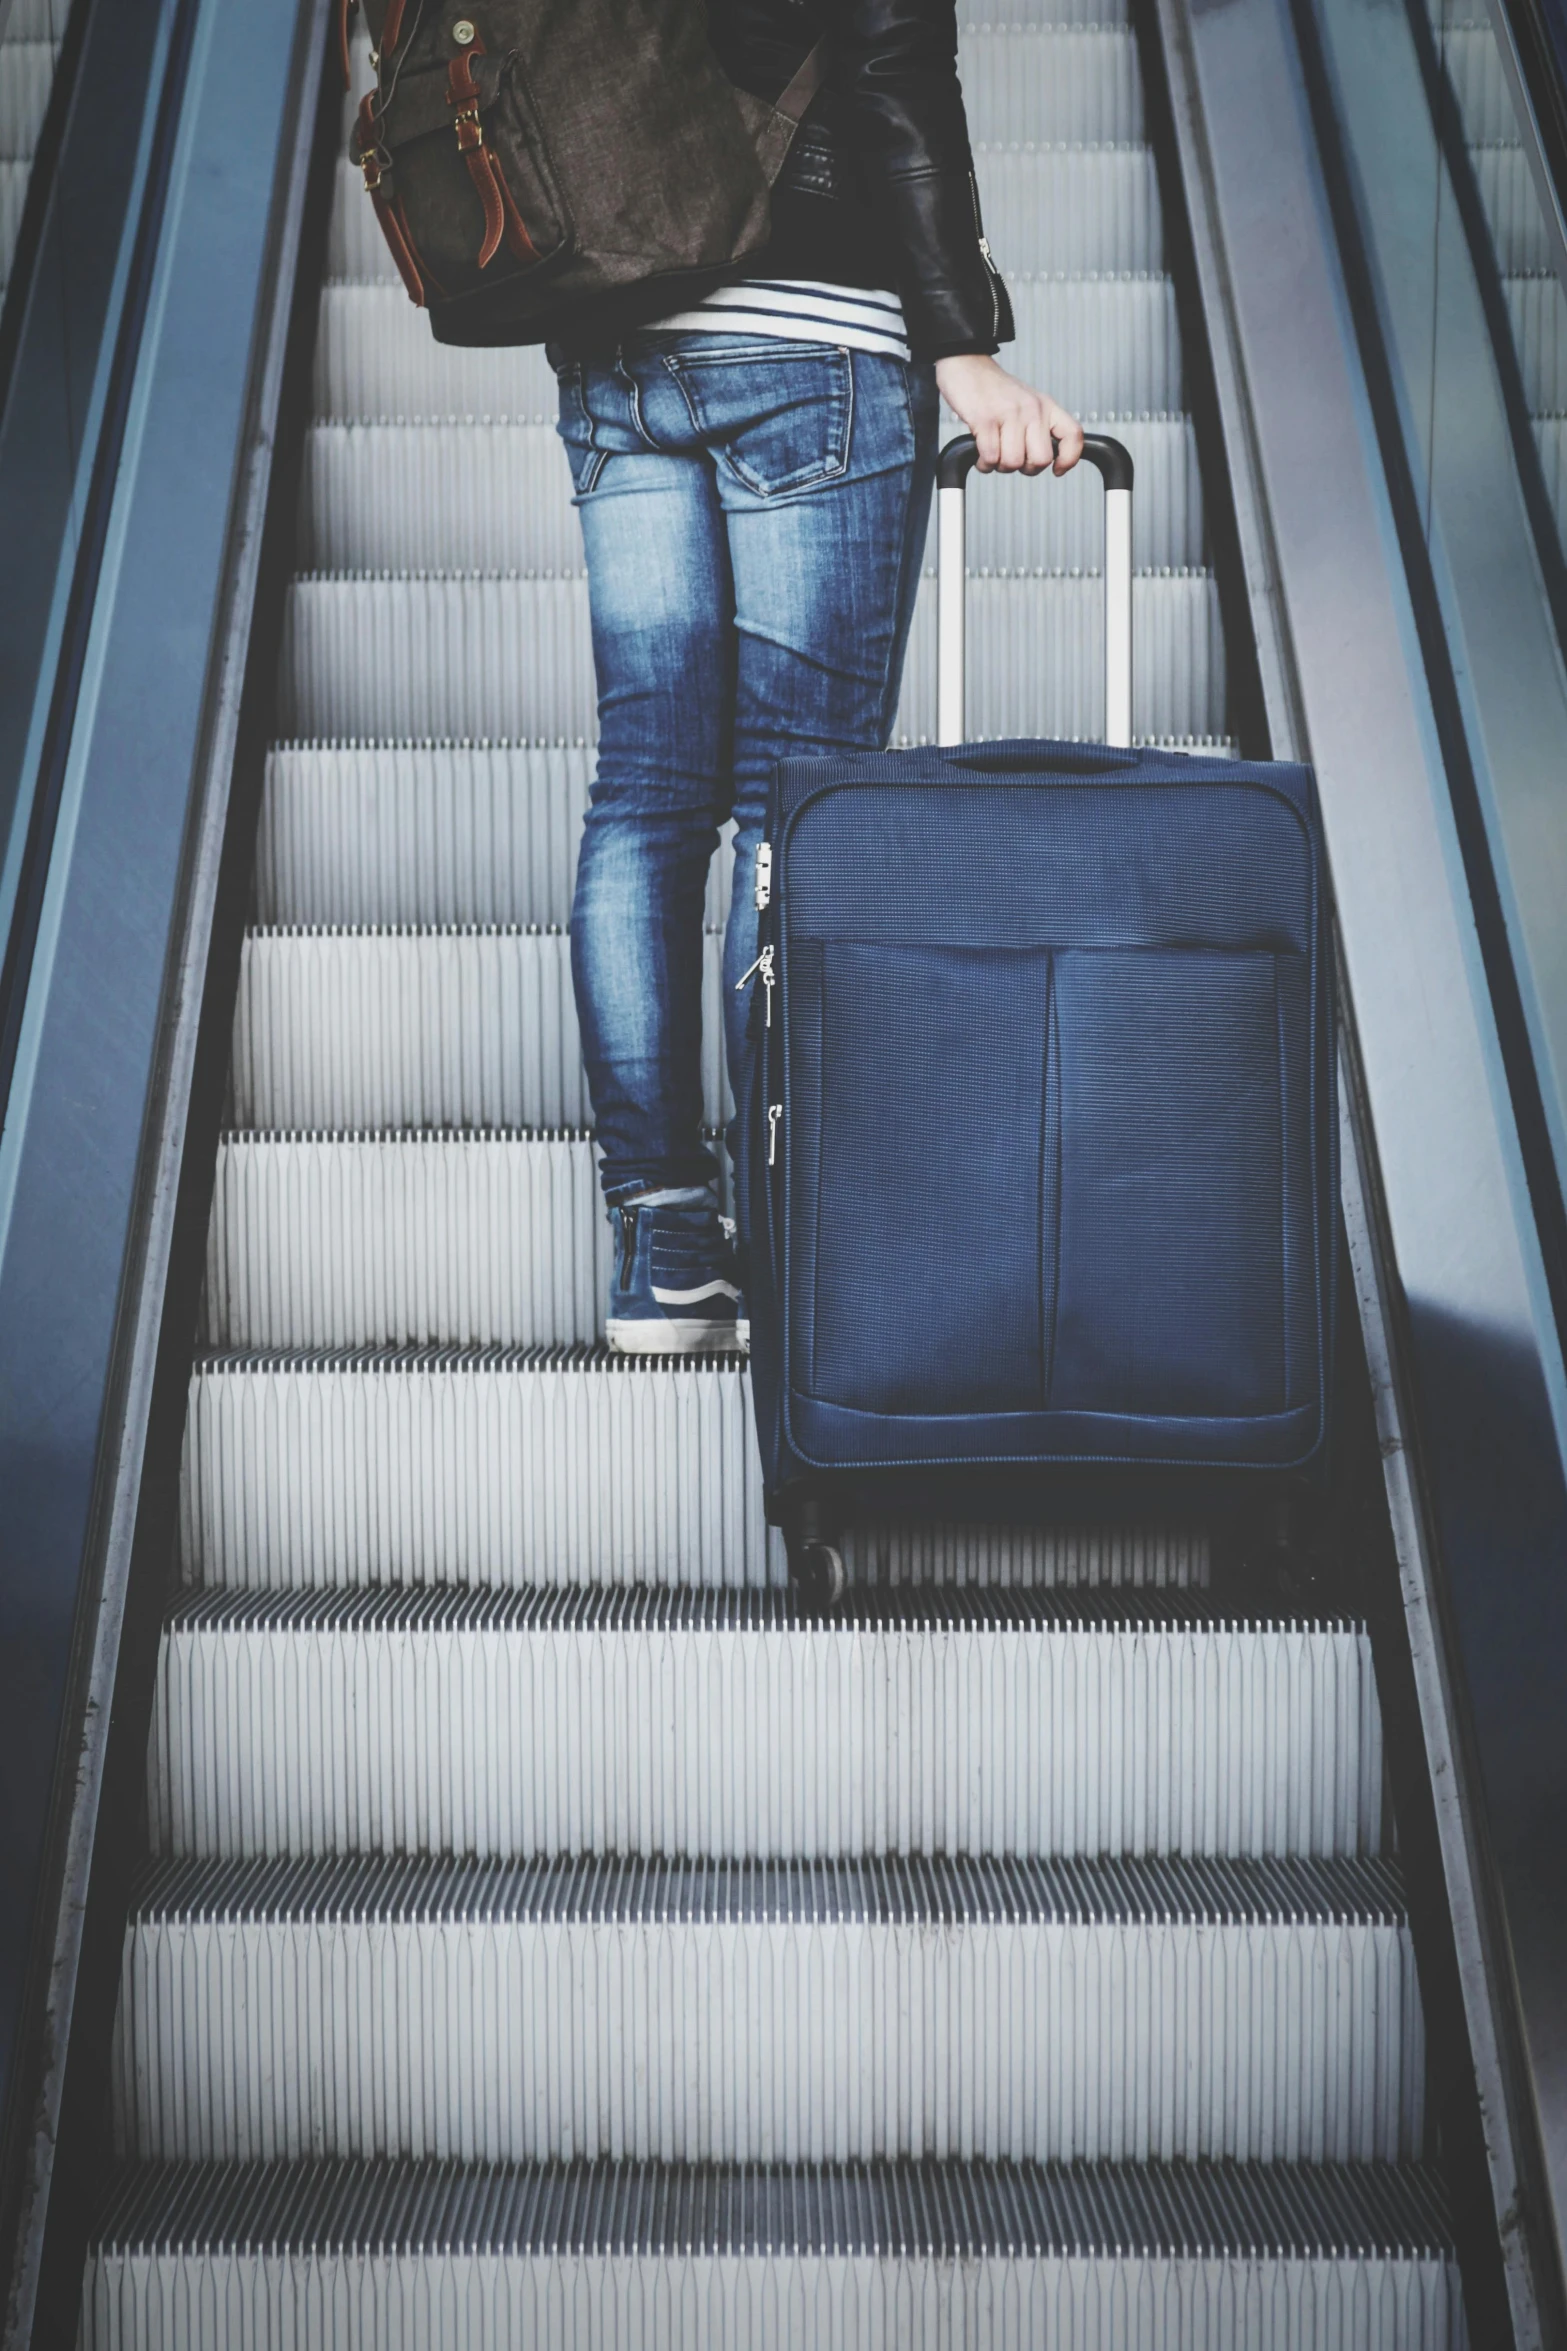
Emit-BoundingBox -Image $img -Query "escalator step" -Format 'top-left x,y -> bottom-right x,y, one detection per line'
311,278 -> 1184,426
254,743 -> 595,930
203,1132 -> 611,1350
277,568 -> 1225,745
151,1587 -> 1379,1863
961,27 -> 1143,142
116,1853 -> 1421,2166
82,2156 -> 1460,2350
179,1349 -> 1207,1594
228,927 -> 730,1132
297,413 -> 1207,575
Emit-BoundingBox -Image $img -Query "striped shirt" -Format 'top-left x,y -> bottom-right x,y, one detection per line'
650,277 -> 911,362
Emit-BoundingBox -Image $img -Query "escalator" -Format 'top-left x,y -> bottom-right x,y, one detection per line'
1,0 -> 1566,2341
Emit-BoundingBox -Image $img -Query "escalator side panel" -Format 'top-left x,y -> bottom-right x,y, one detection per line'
0,1 -> 335,2341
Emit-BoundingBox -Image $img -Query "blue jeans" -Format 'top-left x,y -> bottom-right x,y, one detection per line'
554,334 -> 938,1203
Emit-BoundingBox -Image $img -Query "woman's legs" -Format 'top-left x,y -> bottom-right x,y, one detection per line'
559,337 -> 938,1213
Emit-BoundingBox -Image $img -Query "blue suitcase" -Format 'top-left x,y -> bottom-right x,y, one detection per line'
737,435 -> 1336,1585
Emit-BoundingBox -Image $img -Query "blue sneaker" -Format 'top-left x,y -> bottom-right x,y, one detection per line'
606,1197 -> 749,1355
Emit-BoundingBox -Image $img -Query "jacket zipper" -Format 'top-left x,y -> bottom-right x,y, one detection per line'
970,170 -> 1002,341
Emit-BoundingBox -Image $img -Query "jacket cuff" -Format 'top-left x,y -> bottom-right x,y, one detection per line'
872,164 -> 1016,361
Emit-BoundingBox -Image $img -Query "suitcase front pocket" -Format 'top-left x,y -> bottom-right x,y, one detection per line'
791,937 -> 1314,1438
800,941 -> 1057,1418
1046,945 -> 1309,1420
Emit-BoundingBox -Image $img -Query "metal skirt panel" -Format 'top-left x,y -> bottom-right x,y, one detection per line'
227,929 -> 732,1132
203,1135 -> 613,1350
178,1360 -> 776,1591
895,571 -> 1226,744
147,1617 -> 1383,1863
112,1911 -> 1424,2164
310,280 -> 1181,426
78,2244 -> 1467,2351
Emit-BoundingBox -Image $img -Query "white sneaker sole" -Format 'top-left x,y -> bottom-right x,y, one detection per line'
607,1317 -> 750,1357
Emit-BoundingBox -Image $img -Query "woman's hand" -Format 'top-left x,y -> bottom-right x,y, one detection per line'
934,354 -> 1084,476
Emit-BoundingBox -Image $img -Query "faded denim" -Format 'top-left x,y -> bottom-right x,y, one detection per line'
555,332 -> 938,1202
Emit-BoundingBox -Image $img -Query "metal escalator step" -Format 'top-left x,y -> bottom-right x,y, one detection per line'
279,573 -> 592,742
180,1348 -> 1206,1595
299,422 -> 580,574
255,744 -> 734,930
280,569 -> 1221,746
82,2156 -> 1462,2350
3,0 -> 67,41
204,1131 -> 610,1351
1471,143 -> 1556,273
114,1853 -> 1422,2165
897,569 -> 1226,743
1505,271 -> 1567,410
182,1348 -> 772,1591
0,39 -> 54,161
1439,21 -> 1514,141
959,28 -> 1143,144
973,149 -> 1163,276
229,926 -> 730,1132
151,1583 -> 1381,1862
298,414 -> 1205,576
311,278 -> 1181,425
1538,413 -> 1565,528
255,743 -> 591,927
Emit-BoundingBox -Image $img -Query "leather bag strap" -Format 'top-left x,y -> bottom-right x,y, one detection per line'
771,37 -> 828,127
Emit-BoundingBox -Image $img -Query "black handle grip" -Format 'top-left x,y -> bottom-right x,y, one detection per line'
937,431 -> 1134,493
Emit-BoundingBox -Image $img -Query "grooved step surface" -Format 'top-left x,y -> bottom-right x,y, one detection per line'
151,1589 -> 1379,1862
178,1351 -> 1204,1593
116,1855 -> 1422,2165
228,927 -> 730,1132
255,743 -> 593,927
297,413 -> 1205,575
203,1133 -> 612,1349
82,2159 -> 1463,2351
280,568 -> 1224,747
312,278 -> 1183,425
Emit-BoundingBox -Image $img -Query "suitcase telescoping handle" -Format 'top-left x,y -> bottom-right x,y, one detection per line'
936,432 -> 1135,750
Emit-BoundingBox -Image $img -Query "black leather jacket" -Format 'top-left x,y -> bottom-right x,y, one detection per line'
707,0 -> 1014,360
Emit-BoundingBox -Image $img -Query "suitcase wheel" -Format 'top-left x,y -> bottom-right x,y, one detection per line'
795,1541 -> 847,1611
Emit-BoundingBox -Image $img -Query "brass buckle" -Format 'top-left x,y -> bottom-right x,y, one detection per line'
453,99 -> 484,153
360,147 -> 385,193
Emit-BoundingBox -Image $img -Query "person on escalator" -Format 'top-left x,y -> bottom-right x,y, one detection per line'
553,0 -> 1084,1353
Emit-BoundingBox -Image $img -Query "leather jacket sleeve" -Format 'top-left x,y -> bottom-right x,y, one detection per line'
827,0 -> 1014,360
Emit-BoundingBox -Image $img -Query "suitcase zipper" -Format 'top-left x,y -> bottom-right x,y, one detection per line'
754,842 -> 772,911
767,1104 -> 782,1166
734,942 -> 775,1025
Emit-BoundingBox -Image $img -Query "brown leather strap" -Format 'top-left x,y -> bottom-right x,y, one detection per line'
356,93 -> 426,304
382,0 -> 407,54
447,46 -> 536,270
772,37 -> 828,126
337,0 -> 354,88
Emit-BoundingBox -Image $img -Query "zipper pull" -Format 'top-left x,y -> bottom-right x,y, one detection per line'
754,842 -> 773,912
767,1104 -> 782,1166
735,949 -> 766,991
760,943 -> 775,1026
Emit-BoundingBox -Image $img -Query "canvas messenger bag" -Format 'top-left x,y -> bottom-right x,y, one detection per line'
344,0 -> 826,347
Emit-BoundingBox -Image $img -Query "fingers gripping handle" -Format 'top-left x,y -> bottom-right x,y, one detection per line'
935,434 -> 1135,750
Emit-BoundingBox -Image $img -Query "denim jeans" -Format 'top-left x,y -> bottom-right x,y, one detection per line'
554,333 -> 938,1203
